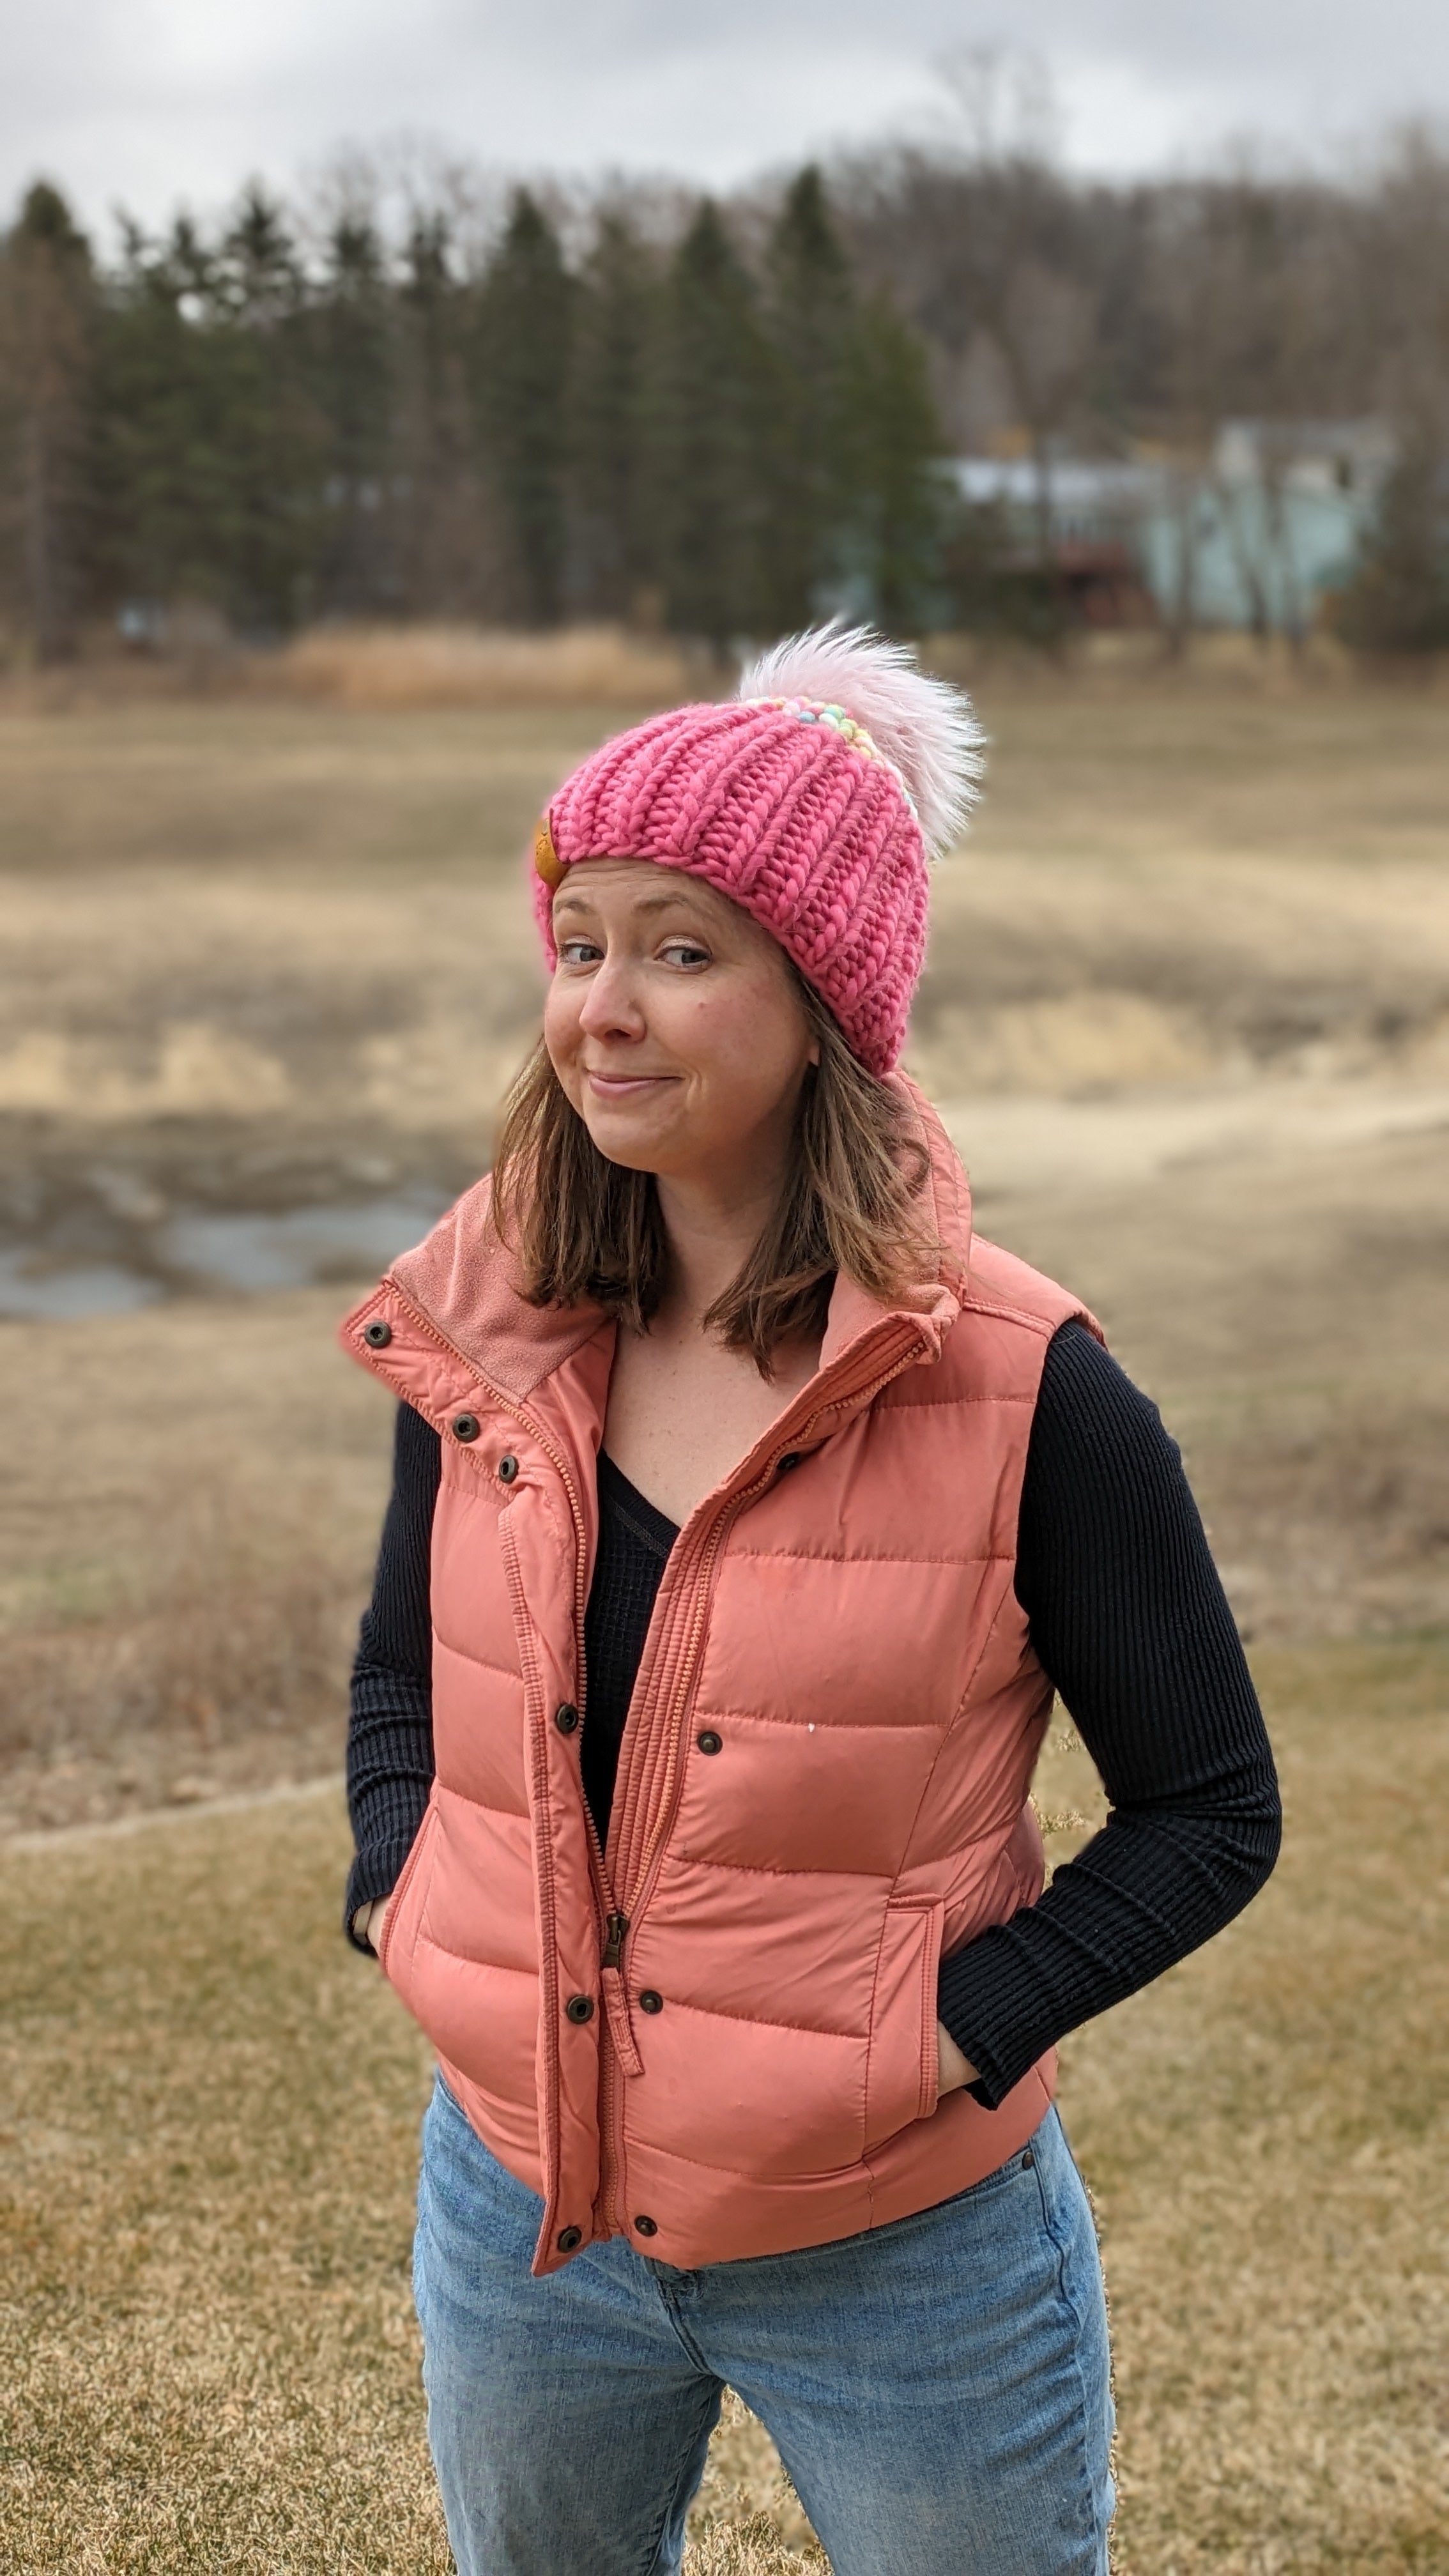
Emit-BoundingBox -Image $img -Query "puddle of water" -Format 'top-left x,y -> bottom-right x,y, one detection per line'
0,1253 -> 167,1320
159,1193 -> 446,1294
0,1191 -> 448,1321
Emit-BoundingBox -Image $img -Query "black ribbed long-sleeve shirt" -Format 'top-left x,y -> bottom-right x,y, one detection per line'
346,1320 -> 1280,2106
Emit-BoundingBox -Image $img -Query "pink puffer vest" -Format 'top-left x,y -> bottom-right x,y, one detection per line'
342,1082 -> 1096,2276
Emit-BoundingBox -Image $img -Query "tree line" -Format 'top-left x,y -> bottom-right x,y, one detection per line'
0,168 -> 939,659
1,123 -> 1447,660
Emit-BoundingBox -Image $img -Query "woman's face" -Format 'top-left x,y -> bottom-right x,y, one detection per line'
544,860 -> 818,1188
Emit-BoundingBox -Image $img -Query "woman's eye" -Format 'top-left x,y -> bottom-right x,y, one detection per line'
661,941 -> 711,969
558,938 -> 602,966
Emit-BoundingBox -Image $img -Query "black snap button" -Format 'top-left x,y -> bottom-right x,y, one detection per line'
565,1993 -> 594,2025
1021,2149 -> 1035,2169
696,1729 -> 723,1756
554,1702 -> 579,1735
498,1453 -> 519,1483
638,1988 -> 663,2014
556,2225 -> 583,2252
363,1318 -> 392,1349
634,2214 -> 658,2238
778,1450 -> 801,1474
452,1413 -> 480,1443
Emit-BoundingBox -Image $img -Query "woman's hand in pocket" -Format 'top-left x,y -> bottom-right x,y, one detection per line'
937,2022 -> 977,2096
355,1895 -> 392,1956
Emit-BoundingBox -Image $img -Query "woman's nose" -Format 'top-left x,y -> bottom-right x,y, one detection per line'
576,954 -> 646,1039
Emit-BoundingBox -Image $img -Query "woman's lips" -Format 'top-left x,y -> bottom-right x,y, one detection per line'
584,1070 -> 677,1097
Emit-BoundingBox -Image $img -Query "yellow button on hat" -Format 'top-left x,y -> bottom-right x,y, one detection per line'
533,813 -> 566,888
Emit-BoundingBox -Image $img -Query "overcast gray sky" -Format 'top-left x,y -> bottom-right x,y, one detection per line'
4,0 -> 1446,240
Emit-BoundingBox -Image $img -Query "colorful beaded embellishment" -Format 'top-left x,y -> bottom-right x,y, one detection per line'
744,697 -> 918,818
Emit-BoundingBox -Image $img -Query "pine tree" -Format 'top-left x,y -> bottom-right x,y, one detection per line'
218,182 -> 300,328
212,184 -> 325,627
310,210 -> 397,614
95,213 -> 219,613
760,167 -> 857,630
392,212 -> 482,615
570,211 -> 659,621
0,182 -> 95,659
476,192 -> 572,624
657,202 -> 770,651
847,292 -> 946,632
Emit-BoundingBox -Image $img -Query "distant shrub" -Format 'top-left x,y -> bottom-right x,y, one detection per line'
1337,441 -> 1449,656
263,620 -> 703,712
938,498 -> 1074,649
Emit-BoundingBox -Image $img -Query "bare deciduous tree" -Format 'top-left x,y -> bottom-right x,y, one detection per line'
835,57 -> 1105,567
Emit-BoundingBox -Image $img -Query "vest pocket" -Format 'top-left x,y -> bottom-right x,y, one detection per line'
378,1799 -> 441,1992
863,1895 -> 944,2152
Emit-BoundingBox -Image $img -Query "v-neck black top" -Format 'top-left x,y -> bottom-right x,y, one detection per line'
581,1452 -> 680,1837
345,1320 -> 1280,2109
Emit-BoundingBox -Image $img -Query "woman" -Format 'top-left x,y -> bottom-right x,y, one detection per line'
342,627 -> 1280,2575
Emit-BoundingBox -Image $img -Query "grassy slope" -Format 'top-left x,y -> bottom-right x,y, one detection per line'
3,1643 -> 1445,2574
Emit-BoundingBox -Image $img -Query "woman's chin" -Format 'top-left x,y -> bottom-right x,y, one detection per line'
579,1110 -> 678,1174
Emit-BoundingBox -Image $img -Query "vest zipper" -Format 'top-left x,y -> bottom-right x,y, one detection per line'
599,1912 -> 644,2082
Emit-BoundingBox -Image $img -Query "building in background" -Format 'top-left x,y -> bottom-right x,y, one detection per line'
949,422 -> 1395,636
948,456 -> 1160,626
1140,421 -> 1395,637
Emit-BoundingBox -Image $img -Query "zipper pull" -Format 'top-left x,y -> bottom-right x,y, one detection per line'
599,1912 -> 644,2076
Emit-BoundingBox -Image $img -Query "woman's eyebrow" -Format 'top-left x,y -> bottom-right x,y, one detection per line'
631,892 -> 710,919
555,889 -> 711,923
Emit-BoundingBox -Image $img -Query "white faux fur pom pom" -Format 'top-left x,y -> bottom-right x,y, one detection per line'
738,622 -> 985,859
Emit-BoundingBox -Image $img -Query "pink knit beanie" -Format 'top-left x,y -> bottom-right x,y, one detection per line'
532,626 -> 983,1075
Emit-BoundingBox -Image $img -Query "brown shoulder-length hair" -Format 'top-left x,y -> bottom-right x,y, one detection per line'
491,967 -> 937,1377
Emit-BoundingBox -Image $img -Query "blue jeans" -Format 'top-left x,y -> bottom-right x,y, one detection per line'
415,2074 -> 1114,2575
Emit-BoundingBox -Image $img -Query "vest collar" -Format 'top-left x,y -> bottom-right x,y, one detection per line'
818,1074 -> 970,1374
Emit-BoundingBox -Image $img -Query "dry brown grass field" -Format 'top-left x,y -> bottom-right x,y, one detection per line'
2,657 -> 1446,2569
